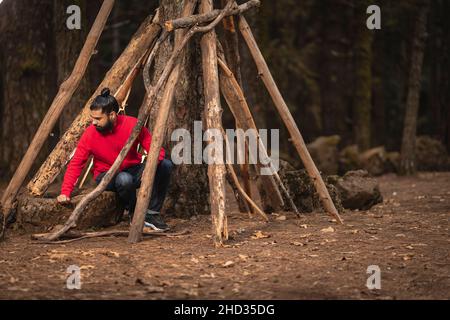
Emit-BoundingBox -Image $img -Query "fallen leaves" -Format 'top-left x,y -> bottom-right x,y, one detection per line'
222,261 -> 235,268
321,227 -> 335,233
251,231 -> 270,239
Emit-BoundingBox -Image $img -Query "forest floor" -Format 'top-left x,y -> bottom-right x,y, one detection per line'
0,172 -> 449,300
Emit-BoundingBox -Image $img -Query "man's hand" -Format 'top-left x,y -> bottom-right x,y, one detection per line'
57,194 -> 71,204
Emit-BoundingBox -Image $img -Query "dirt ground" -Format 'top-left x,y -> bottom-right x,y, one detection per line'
0,172 -> 449,300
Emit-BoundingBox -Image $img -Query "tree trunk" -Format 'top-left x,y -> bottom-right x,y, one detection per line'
53,0 -> 94,134
400,3 -> 429,175
352,1 -> 373,151
428,0 -> 450,152
0,0 -> 56,180
318,0 -> 353,143
151,0 -> 210,218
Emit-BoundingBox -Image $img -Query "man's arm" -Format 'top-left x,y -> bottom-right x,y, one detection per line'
138,126 -> 165,161
60,131 -> 91,200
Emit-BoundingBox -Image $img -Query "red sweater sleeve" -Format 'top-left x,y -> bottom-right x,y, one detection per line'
61,130 -> 91,197
139,126 -> 165,161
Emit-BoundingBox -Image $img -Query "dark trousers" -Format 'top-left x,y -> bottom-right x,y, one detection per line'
95,159 -> 174,215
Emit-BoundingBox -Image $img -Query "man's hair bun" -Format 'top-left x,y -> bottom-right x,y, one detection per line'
90,87 -> 119,113
100,87 -> 110,97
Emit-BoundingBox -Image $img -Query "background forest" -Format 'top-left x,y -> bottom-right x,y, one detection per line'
0,0 -> 448,182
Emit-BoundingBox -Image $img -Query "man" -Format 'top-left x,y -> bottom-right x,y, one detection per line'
57,87 -> 173,231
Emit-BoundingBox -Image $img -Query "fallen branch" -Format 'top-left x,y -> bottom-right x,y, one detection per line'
164,0 -> 260,31
32,229 -> 190,244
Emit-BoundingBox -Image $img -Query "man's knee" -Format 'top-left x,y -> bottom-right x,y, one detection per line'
160,159 -> 174,175
115,172 -> 134,190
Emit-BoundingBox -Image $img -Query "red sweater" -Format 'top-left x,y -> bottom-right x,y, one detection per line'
61,115 -> 165,197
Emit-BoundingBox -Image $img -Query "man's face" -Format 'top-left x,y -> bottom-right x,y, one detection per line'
90,109 -> 115,133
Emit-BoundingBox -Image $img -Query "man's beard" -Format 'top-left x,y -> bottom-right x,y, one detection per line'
95,119 -> 114,134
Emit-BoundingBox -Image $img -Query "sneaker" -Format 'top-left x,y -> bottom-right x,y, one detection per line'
144,210 -> 170,231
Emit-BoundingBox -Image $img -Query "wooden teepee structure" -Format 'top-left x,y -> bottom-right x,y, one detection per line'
0,0 -> 342,245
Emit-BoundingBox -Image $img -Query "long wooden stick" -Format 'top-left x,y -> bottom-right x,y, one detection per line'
216,54 -> 285,206
0,0 -> 115,226
127,1 -> 236,244
32,229 -> 189,244
197,0 -> 230,247
127,0 -> 199,244
220,2 -> 253,214
222,129 -> 268,221
164,0 -> 259,31
238,15 -> 342,224
217,57 -> 299,216
27,12 -> 161,197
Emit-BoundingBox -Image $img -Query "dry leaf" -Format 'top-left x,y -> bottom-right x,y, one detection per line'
238,254 -> 248,261
321,227 -> 335,233
222,261 -> 235,268
251,231 -> 270,239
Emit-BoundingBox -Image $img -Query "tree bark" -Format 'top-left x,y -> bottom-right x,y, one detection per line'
200,0 -> 228,246
27,12 -> 161,197
352,0 -> 374,151
150,0 -> 211,218
128,0 -> 199,243
53,0 -> 95,134
400,3 -> 429,175
0,0 -> 56,180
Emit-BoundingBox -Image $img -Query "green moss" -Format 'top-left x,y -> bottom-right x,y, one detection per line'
17,45 -> 44,76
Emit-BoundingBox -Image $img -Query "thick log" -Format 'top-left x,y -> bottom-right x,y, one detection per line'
198,0 -> 229,247
0,0 -> 115,224
164,0 -> 260,31
128,0 -> 198,243
238,15 -> 343,224
18,190 -> 123,234
27,12 -> 161,197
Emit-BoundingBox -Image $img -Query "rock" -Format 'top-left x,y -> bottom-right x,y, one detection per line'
279,167 -> 344,213
416,136 -> 449,171
15,190 -> 124,233
328,170 -> 382,210
360,146 -> 387,176
385,151 -> 400,173
307,135 -> 341,175
339,144 -> 362,174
